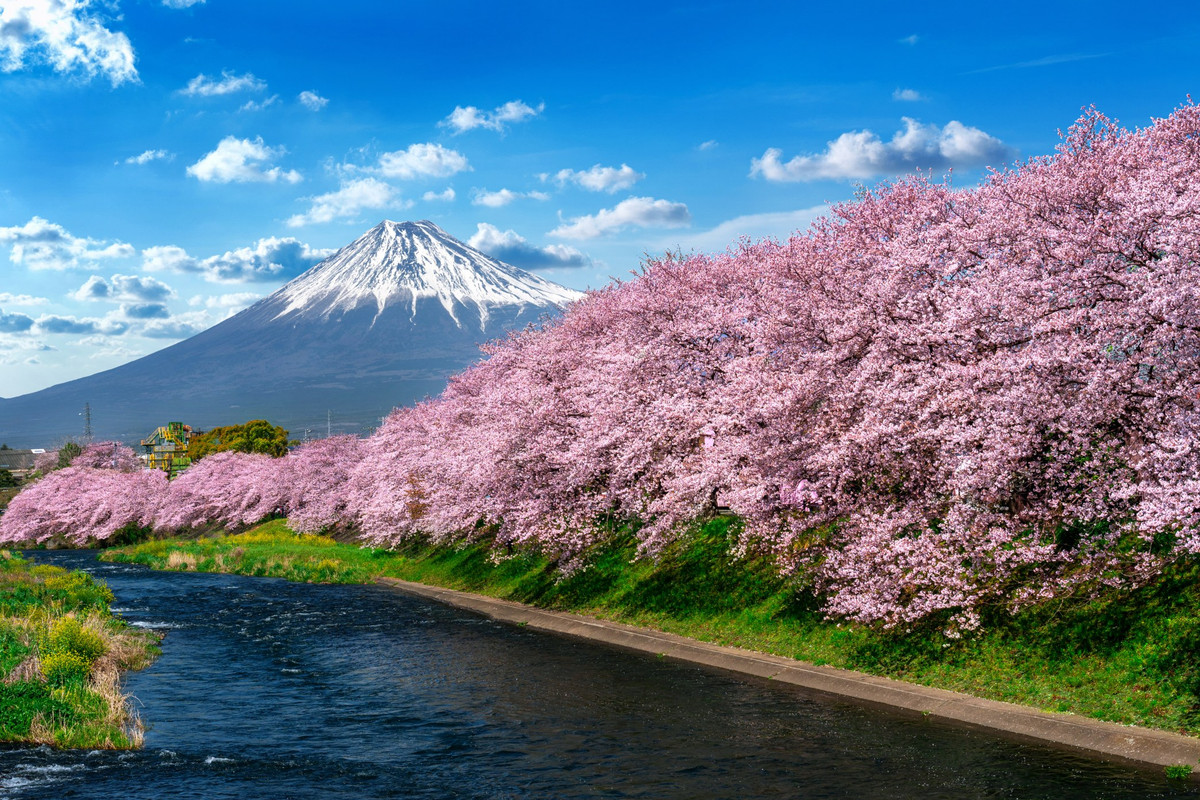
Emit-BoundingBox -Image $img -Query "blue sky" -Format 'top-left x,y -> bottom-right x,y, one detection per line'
1,0 -> 1198,397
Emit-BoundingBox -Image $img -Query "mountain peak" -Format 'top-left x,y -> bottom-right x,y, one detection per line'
265,220 -> 582,327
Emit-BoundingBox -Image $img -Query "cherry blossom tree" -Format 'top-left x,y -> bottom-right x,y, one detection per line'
72,441 -> 143,472
156,451 -> 287,532
7,104 -> 1200,633
0,467 -> 166,546
282,435 -> 364,534
354,103 -> 1200,629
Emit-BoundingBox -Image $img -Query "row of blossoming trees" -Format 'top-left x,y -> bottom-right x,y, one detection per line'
3,106 -> 1198,631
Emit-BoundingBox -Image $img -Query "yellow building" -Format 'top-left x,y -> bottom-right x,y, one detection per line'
140,422 -> 199,477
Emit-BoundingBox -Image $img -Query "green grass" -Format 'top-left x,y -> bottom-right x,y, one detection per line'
0,549 -> 160,749
103,518 -> 1200,739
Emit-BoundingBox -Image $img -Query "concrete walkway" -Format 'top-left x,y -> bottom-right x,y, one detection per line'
378,576 -> 1200,773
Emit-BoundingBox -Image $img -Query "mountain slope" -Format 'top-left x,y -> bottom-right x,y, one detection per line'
0,221 -> 582,446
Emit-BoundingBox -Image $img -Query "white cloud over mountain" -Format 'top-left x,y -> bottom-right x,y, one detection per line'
143,236 -> 333,282
468,223 -> 589,269
287,178 -> 404,227
376,143 -> 470,180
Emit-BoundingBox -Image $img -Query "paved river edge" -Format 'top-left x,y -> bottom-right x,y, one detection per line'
379,576 -> 1200,774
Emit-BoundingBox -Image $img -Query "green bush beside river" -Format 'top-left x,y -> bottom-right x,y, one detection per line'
0,551 -> 160,748
102,518 -> 1200,739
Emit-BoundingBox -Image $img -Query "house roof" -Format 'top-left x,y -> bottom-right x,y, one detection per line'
0,450 -> 37,471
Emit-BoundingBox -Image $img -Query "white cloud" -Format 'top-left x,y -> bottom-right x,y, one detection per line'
71,273 -> 175,303
88,343 -> 142,359
0,217 -> 134,270
140,311 -> 210,339
893,88 -> 924,102
240,95 -> 279,112
190,292 -> 262,311
441,100 -> 544,134
124,148 -> 172,165
377,143 -> 470,180
298,90 -> 328,111
468,223 -> 590,269
471,188 -> 549,208
181,70 -> 266,97
658,206 -> 830,253
750,118 -> 1013,182
34,313 -> 127,336
899,34 -> 919,45
119,302 -> 170,320
163,0 -> 205,7
143,237 -> 334,283
0,292 -> 48,306
187,136 -> 302,184
0,0 -> 137,85
422,188 -> 455,202
549,196 -> 691,240
0,309 -> 35,333
287,177 -> 404,228
966,52 -> 1107,75
553,164 -> 644,193
698,140 -> 718,151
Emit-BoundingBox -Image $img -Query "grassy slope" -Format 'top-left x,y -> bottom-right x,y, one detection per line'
103,518 -> 1200,738
0,550 -> 160,748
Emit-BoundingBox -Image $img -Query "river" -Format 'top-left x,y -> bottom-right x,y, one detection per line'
1,550 -> 1196,799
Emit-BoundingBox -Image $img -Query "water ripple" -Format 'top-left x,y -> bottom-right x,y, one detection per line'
2,549 -> 1196,800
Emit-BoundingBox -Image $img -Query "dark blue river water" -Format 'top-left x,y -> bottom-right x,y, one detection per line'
2,550 -> 1197,799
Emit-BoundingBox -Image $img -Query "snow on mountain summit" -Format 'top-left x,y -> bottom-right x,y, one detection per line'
267,220 -> 582,327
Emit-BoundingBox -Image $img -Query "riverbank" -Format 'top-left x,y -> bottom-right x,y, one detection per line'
0,550 -> 160,748
102,520 -> 1200,762
380,575 -> 1200,771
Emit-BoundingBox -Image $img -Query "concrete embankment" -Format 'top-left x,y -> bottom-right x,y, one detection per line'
378,576 -> 1200,773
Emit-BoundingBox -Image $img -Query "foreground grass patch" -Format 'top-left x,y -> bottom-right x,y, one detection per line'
104,519 -> 1200,738
0,549 -> 160,748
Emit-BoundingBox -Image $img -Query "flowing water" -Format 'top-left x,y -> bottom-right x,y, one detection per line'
2,550 -> 1196,799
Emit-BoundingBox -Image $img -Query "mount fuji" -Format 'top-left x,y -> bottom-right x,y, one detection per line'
0,221 -> 583,446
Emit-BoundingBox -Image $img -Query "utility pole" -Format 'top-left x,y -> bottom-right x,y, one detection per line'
81,402 -> 93,444
326,409 -> 332,438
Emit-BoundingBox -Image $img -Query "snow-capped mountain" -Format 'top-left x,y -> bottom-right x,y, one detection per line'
0,221 -> 583,446
269,219 -> 579,325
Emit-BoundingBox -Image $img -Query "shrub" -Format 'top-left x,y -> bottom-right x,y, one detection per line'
43,571 -> 115,611
44,616 -> 107,664
41,650 -> 91,687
